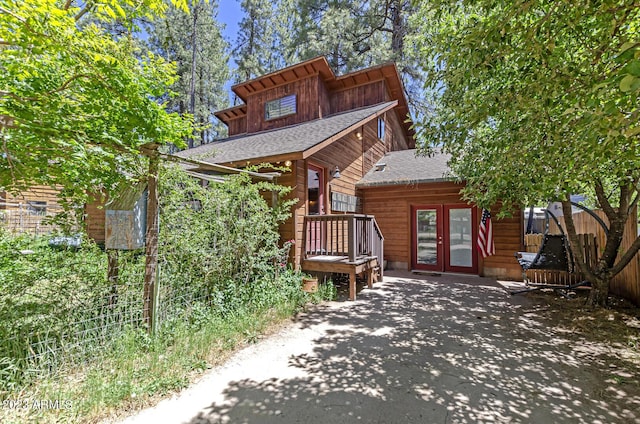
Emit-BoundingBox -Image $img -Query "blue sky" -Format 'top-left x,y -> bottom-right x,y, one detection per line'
217,0 -> 243,46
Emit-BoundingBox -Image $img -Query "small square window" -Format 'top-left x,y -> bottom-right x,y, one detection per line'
27,201 -> 47,216
265,94 -> 297,120
377,117 -> 385,141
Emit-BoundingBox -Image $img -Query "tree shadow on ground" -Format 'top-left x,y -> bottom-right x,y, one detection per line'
187,273 -> 640,424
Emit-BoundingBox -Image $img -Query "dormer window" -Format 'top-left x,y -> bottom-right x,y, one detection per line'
265,94 -> 297,120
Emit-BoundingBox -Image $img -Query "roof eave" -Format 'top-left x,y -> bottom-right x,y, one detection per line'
356,177 -> 459,188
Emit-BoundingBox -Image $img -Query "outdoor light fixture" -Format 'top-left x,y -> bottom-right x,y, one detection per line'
332,166 -> 341,179
356,131 -> 362,140
284,160 -> 292,167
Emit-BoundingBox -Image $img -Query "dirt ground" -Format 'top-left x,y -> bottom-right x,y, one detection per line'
114,271 -> 640,424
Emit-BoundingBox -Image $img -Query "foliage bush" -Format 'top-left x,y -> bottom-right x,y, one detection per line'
156,164 -> 297,317
0,164 -> 330,405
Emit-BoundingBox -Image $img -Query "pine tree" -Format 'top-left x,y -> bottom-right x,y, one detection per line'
234,0 -> 285,83
147,0 -> 231,147
232,0 -> 425,118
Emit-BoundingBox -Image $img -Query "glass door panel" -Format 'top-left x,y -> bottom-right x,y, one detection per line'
448,208 -> 473,267
416,210 -> 438,265
412,206 -> 443,271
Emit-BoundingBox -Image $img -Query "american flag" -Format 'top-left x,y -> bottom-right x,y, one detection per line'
477,208 -> 495,258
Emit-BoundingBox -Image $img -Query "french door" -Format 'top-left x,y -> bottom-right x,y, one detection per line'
411,205 -> 478,273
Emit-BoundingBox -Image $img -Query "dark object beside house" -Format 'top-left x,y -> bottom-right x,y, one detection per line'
512,233 -> 590,295
515,234 -> 570,272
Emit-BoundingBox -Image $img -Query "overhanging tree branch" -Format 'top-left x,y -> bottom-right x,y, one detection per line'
595,179 -> 616,221
0,74 -> 94,102
610,234 -> 640,276
0,6 -> 26,22
75,1 -> 94,22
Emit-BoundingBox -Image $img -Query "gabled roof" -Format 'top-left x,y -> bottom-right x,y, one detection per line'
176,101 -> 397,165
357,149 -> 455,187
214,56 -> 414,141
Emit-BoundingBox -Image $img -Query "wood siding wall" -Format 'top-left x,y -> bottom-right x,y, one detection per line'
277,127 -> 388,268
330,81 -> 386,114
385,110 -> 411,152
246,75 -> 321,134
1,186 -> 65,235
318,76 -> 330,118
309,121 -> 386,211
226,116 -> 247,136
1,186 -> 61,209
85,198 -> 106,244
484,205 -> 524,280
361,182 -> 523,280
1,186 -> 106,244
274,160 -> 307,268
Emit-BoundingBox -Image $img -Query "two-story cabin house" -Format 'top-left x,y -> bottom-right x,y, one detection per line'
176,56 -> 524,299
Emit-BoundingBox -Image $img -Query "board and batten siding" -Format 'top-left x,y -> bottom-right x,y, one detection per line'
226,116 -> 247,136
360,182 -> 523,280
245,75 -> 321,134
330,80 -> 386,114
384,110 -> 411,152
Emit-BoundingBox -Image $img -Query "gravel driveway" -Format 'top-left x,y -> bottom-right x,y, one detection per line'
118,271 -> 640,423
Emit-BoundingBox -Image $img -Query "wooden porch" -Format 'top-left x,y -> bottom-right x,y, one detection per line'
302,214 -> 384,300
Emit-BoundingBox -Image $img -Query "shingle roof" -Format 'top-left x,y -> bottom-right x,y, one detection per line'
175,102 -> 396,164
356,149 -> 455,187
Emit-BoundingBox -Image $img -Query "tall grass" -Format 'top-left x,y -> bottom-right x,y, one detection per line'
13,273 -> 325,424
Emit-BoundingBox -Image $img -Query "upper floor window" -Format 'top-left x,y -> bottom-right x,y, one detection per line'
377,117 -> 385,141
265,94 -> 297,120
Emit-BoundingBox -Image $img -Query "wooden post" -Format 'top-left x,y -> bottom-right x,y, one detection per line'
107,250 -> 119,307
379,238 -> 384,280
348,215 -> 356,262
143,149 -> 160,333
349,270 -> 356,301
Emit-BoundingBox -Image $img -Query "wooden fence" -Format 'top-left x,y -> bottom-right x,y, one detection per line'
526,207 -> 640,304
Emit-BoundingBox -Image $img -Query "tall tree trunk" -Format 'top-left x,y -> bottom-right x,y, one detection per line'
188,1 -> 199,148
563,199 -> 612,306
562,183 -> 637,307
589,275 -> 611,306
390,0 -> 405,60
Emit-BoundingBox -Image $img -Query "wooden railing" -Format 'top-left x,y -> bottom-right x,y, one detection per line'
303,214 -> 384,264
